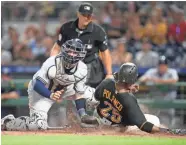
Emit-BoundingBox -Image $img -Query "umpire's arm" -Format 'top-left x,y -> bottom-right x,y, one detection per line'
100,49 -> 112,78
50,43 -> 61,56
97,29 -> 112,78
50,25 -> 66,56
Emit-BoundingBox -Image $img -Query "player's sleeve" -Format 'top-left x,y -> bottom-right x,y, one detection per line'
94,79 -> 108,101
96,27 -> 108,52
35,57 -> 55,85
56,24 -> 66,46
119,93 -> 147,128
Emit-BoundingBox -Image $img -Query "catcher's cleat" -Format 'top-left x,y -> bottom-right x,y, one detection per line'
1,114 -> 15,130
80,115 -> 99,128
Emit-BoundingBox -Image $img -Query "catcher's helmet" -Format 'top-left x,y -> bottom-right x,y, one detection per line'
114,62 -> 138,84
61,39 -> 86,69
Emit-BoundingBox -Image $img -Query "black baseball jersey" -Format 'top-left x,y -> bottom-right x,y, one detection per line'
57,19 -> 108,63
95,79 -> 146,128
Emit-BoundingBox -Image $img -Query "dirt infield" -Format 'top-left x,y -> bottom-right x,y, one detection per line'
2,105 -> 186,139
2,125 -> 186,139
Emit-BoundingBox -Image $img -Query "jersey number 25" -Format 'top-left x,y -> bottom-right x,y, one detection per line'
100,101 -> 122,124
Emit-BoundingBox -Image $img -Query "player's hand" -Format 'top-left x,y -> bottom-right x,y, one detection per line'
168,129 -> 186,135
56,97 -> 63,103
129,84 -> 139,93
50,90 -> 65,102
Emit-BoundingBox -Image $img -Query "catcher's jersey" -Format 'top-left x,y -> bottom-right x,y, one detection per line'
95,79 -> 146,128
29,55 -> 87,97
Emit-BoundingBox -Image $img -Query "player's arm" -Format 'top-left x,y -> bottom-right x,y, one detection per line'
97,28 -> 112,78
155,78 -> 178,84
120,93 -> 186,135
119,93 -> 169,133
33,79 -> 63,101
33,57 -> 63,101
50,24 -> 66,56
101,50 -> 112,78
50,43 -> 61,56
94,79 -> 109,101
155,70 -> 178,84
138,69 -> 154,83
139,69 -> 178,84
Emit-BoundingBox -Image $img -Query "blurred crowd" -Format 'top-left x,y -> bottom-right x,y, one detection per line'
1,1 -> 186,67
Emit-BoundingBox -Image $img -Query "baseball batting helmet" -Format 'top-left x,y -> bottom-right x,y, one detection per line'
114,62 -> 138,84
61,39 -> 86,69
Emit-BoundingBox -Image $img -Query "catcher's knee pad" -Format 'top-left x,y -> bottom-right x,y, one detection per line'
27,118 -> 48,130
27,111 -> 48,130
5,116 -> 29,131
144,114 -> 160,127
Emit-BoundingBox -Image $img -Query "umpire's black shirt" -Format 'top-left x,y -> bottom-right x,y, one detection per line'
57,19 -> 108,63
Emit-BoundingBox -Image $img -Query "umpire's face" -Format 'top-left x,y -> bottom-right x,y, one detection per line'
77,12 -> 92,28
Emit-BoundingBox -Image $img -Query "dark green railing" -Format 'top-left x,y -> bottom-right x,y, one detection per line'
2,97 -> 186,109
2,79 -> 186,109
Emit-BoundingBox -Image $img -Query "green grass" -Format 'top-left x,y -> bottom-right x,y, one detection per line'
2,134 -> 186,145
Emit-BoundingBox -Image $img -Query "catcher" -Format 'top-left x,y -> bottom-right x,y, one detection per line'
85,62 -> 186,135
1,39 -> 98,131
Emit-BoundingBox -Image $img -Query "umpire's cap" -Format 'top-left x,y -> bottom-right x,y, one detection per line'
114,62 -> 138,84
78,2 -> 93,15
158,55 -> 168,65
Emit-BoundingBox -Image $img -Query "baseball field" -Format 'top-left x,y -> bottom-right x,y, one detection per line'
2,128 -> 186,145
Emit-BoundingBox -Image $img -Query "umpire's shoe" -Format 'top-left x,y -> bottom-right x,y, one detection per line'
80,115 -> 99,128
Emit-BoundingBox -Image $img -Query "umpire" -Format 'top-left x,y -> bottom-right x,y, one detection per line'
50,2 -> 112,88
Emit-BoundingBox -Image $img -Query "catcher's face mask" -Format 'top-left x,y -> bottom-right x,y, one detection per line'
61,39 -> 86,69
